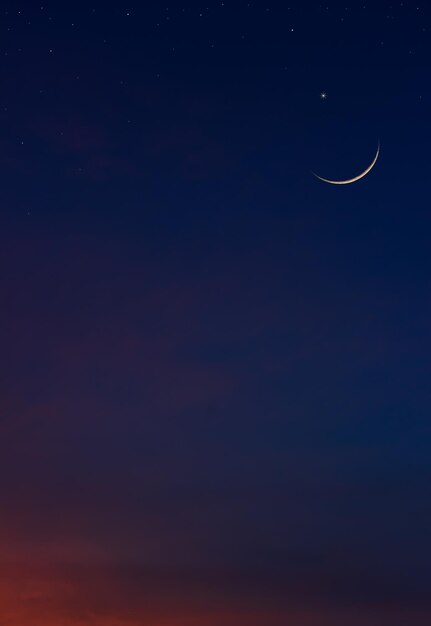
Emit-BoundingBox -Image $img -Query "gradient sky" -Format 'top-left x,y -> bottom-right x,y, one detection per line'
1,1 -> 430,624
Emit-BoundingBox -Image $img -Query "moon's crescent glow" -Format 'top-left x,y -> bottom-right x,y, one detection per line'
313,142 -> 380,185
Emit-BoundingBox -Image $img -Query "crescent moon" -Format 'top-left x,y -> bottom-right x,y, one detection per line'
313,142 -> 380,185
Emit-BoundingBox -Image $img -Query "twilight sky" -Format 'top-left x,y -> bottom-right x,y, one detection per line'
0,1 -> 430,625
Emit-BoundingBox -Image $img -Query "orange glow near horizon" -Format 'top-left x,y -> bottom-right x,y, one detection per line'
0,559 -> 428,626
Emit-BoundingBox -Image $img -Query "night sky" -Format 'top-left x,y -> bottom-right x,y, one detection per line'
1,1 -> 431,625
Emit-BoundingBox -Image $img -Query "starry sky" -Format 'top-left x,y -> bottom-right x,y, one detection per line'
1,1 -> 430,625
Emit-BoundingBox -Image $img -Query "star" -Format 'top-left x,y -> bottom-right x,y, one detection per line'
320,92 -> 327,100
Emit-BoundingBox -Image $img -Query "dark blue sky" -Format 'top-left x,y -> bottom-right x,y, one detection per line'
0,2 -> 430,625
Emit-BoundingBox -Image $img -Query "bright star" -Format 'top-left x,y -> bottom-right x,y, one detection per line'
320,92 -> 327,100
